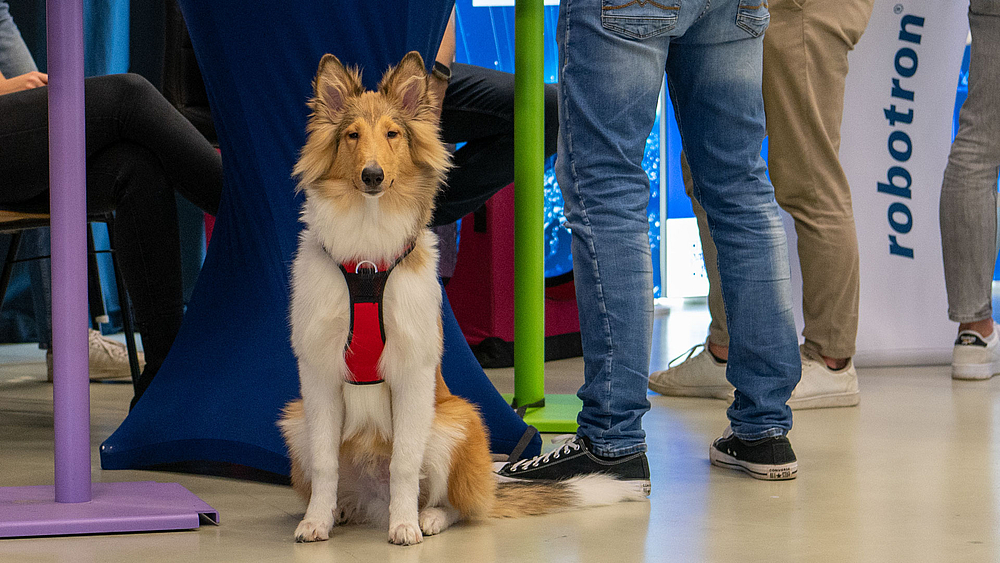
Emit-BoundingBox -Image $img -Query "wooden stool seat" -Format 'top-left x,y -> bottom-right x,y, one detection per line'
0,209 -> 141,380
0,210 -> 52,233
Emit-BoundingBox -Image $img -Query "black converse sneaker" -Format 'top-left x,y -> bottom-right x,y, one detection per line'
496,435 -> 651,495
709,426 -> 797,480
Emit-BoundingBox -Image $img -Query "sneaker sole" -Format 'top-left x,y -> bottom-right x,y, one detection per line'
787,390 -> 860,410
494,472 -> 652,497
709,447 -> 797,481
646,381 -> 734,400
952,362 -> 1000,380
88,367 -> 134,381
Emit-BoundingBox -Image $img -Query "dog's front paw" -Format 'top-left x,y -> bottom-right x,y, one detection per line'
418,507 -> 449,536
388,521 -> 423,545
294,517 -> 333,543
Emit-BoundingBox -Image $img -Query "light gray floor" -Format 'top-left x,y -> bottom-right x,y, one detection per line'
1,300 -> 996,562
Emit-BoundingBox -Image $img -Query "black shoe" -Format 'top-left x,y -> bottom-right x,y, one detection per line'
709,426 -> 797,480
496,435 -> 651,495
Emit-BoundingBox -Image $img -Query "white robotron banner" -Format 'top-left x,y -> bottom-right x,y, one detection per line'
784,0 -> 970,366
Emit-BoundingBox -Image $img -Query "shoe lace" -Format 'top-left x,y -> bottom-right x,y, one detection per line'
669,342 -> 705,368
508,434 -> 581,472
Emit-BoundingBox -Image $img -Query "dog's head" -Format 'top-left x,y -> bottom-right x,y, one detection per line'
294,51 -> 449,223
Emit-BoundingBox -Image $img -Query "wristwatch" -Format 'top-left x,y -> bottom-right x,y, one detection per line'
432,61 -> 451,83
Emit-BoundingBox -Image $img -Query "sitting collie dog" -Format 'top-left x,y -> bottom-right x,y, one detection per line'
280,51 -> 644,546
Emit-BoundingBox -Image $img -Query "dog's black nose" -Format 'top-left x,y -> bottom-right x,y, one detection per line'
361,165 -> 384,189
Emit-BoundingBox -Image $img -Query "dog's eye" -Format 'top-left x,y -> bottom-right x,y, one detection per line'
347,131 -> 359,140
386,131 -> 399,139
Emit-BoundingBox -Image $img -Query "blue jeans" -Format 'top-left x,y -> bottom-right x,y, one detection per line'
557,0 -> 800,453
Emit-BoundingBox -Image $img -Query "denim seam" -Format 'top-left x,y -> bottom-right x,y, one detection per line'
693,0 -> 713,25
735,18 -> 768,38
602,0 -> 678,10
561,0 -> 615,443
590,442 -> 647,458
732,426 -> 784,441
735,3 -> 770,38
948,308 -> 994,324
601,17 -> 678,40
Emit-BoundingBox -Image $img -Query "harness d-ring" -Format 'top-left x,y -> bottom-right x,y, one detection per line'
355,260 -> 378,274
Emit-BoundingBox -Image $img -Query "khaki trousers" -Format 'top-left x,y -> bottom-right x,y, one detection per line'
684,0 -> 874,359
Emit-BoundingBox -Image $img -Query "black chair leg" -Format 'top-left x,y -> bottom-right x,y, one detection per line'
87,225 -> 109,327
0,232 -> 23,307
105,218 -> 142,382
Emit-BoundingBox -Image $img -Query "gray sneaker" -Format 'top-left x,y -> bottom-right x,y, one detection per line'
647,339 -> 733,400
46,329 -> 144,382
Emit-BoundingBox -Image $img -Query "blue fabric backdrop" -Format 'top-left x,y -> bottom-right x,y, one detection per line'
101,0 -> 541,475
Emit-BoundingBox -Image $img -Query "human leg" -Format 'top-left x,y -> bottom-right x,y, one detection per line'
553,0 -> 682,458
764,0 -> 873,364
0,77 -> 146,373
653,0 -> 871,409
646,154 -> 732,400
666,0 -> 800,441
667,0 -> 873,364
757,0 -> 874,408
941,1 -> 1000,327
79,73 -> 223,215
432,63 -> 558,226
0,73 -> 222,214
84,141 -> 185,406
683,153 -> 729,351
941,1 -> 1000,379
0,73 -> 221,403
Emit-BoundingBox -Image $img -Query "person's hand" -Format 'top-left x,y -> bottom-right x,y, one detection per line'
0,71 -> 49,96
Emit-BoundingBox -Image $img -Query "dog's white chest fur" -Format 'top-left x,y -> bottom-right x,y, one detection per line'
289,201 -> 443,448
341,383 -> 392,443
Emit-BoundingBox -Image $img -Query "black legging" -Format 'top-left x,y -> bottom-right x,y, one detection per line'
432,63 -> 559,227
0,73 -> 223,405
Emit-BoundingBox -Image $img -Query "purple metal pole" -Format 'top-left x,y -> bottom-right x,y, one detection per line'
1,1 -> 218,538
47,0 -> 91,504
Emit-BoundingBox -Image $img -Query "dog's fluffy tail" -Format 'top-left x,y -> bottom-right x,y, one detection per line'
489,474 -> 648,518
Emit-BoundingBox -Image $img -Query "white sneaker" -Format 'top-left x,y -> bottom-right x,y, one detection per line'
46,329 -> 145,382
951,323 -> 1000,380
648,339 -> 734,400
787,349 -> 860,410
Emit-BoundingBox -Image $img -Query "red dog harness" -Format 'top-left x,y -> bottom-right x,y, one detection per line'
338,244 -> 414,385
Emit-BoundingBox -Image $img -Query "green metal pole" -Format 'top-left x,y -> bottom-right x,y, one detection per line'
513,0 -> 545,409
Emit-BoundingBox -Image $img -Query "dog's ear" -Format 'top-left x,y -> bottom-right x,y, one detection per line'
380,51 -> 428,115
313,54 -> 362,116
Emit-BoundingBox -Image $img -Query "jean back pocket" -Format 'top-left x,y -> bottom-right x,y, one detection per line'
736,1 -> 770,38
601,0 -> 681,40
